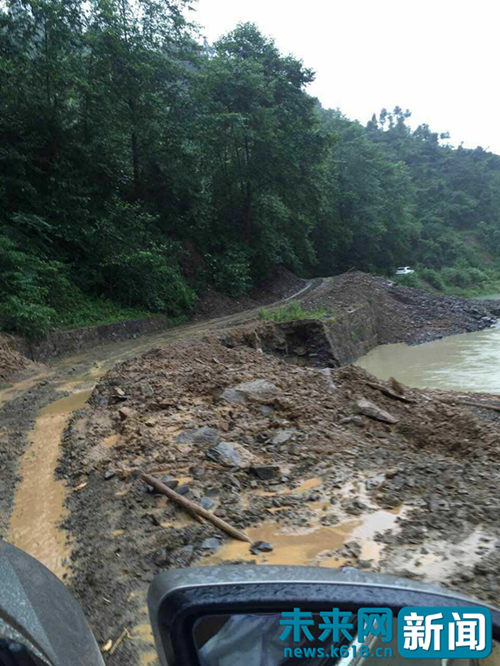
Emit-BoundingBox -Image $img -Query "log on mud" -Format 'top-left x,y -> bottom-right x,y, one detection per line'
141,472 -> 251,543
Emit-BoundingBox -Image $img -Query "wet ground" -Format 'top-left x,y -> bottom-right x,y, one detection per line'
1,273 -> 499,663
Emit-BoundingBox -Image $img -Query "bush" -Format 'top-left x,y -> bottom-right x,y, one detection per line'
205,248 -> 252,298
420,268 -> 446,291
0,235 -> 74,340
394,273 -> 421,289
258,301 -> 333,323
102,249 -> 195,316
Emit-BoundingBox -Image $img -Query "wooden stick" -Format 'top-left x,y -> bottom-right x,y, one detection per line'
109,628 -> 128,656
141,473 -> 251,543
457,400 -> 500,413
366,381 -> 416,403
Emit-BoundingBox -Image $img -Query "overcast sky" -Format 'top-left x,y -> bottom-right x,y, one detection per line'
194,0 -> 499,155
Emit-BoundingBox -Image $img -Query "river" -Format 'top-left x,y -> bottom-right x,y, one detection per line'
355,324 -> 500,393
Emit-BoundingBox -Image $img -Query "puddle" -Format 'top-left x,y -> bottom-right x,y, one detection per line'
41,388 -> 92,415
7,388 -> 91,579
392,527 -> 496,581
205,505 -> 402,567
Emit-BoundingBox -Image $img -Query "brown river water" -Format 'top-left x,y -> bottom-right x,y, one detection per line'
356,324 -> 500,393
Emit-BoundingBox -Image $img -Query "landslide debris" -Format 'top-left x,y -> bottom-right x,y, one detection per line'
300,272 -> 498,344
59,332 -> 500,663
0,336 -> 35,383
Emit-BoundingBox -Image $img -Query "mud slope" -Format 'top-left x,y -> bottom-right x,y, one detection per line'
60,335 -> 500,663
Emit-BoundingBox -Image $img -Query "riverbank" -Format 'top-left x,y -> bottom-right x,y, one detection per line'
2,271 -> 498,381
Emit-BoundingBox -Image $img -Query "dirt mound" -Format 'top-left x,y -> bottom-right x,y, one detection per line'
0,336 -> 34,382
59,331 -> 500,662
300,271 -> 498,344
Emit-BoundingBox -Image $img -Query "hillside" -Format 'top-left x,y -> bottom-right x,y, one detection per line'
1,4 -> 500,341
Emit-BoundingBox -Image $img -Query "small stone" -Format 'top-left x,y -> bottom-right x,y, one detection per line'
201,497 -> 216,510
356,399 -> 399,424
118,407 -> 134,421
250,541 -> 274,555
190,467 -> 206,480
206,442 -> 253,468
176,484 -> 190,496
271,430 -> 295,445
104,470 -> 116,480
164,545 -> 194,567
201,537 -> 221,550
250,466 -> 279,481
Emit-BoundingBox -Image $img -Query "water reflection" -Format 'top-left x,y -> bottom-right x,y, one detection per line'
355,326 -> 500,393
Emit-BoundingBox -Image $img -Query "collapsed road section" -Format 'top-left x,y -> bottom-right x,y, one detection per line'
59,332 -> 500,664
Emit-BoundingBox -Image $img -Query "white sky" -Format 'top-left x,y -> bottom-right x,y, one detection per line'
193,0 -> 500,154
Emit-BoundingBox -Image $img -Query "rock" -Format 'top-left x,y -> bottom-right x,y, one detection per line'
201,537 -> 221,551
271,430 -> 295,445
104,470 -> 116,480
201,497 -> 216,510
220,388 -> 245,404
176,484 -> 190,496
344,541 -> 361,558
190,467 -> 206,479
428,498 -> 449,512
177,427 -> 219,446
344,499 -> 367,515
146,476 -> 179,494
221,380 -> 280,404
250,466 -> 280,480
112,387 -> 127,402
340,416 -> 364,426
366,475 -> 385,490
320,368 -> 338,389
214,507 -> 227,518
118,407 -> 134,421
250,541 -> 274,555
206,442 -> 254,468
356,399 -> 399,424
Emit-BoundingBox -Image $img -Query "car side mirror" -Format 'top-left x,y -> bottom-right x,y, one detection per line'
148,565 -> 500,666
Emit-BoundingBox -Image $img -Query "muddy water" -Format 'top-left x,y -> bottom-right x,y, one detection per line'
356,325 -> 500,393
8,388 -> 91,578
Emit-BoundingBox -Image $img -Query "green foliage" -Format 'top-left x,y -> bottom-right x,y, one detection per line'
258,302 -> 333,323
0,235 -> 74,340
394,273 -> 421,289
1,2 -> 500,341
102,250 -> 195,315
205,248 -> 252,298
419,268 -> 446,291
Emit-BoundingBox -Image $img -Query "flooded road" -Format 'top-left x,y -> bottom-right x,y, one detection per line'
3,280 -> 316,580
356,324 -> 500,393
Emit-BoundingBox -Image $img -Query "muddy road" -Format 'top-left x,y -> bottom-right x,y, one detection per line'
1,272 -> 499,664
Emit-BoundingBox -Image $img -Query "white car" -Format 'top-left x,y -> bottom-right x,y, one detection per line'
395,266 -> 415,276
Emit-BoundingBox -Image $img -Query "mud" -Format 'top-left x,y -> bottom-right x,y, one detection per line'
53,336 -> 500,663
1,272 -> 499,664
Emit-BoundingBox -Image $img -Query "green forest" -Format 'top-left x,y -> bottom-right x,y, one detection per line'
1,0 -> 500,339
